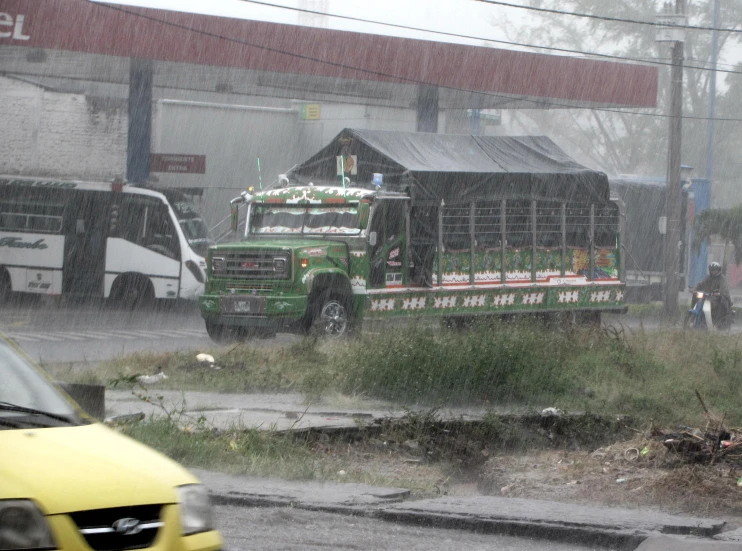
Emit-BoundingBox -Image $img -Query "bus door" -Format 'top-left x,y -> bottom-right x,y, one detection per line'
105,194 -> 181,299
63,191 -> 109,296
368,199 -> 408,289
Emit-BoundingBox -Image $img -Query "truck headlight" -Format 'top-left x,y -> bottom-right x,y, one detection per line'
212,257 -> 225,273
176,485 -> 213,535
0,500 -> 55,550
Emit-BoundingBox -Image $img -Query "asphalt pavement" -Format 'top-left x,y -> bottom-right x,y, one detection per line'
194,467 -> 742,550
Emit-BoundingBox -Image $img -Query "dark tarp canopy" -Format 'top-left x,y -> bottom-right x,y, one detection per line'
288,128 -> 611,205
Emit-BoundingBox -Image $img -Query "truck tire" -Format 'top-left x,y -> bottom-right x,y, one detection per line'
310,290 -> 351,337
205,321 -> 244,344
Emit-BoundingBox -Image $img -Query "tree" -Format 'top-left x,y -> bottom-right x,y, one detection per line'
692,206 -> 742,264
492,0 -> 742,192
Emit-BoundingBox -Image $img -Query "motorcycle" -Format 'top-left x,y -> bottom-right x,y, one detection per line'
684,291 -> 735,331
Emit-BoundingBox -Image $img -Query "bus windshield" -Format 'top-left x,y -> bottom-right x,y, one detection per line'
171,200 -> 213,257
251,205 -> 360,235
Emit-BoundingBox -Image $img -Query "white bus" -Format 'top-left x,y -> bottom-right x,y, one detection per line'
0,176 -> 211,306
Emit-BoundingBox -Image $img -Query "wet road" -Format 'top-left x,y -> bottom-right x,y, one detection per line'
2,296 -> 737,365
0,297 -> 215,364
215,505 -> 612,551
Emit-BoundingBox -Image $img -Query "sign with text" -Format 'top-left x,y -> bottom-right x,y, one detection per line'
299,104 -> 321,120
150,154 -> 206,174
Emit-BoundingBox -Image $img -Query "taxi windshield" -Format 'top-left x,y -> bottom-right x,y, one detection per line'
0,339 -> 81,428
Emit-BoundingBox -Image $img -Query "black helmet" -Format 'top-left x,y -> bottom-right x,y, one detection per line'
709,261 -> 722,276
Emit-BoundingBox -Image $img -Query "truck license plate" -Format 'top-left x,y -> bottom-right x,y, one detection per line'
233,300 -> 251,313
221,295 -> 265,314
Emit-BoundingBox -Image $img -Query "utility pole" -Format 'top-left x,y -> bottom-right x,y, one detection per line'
656,1 -> 686,319
706,0 -> 720,185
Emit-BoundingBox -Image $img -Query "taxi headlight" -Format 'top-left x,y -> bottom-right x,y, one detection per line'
176,485 -> 213,535
0,500 -> 55,550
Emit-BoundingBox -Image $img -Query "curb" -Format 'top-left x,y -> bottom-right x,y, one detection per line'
374,508 -> 647,550
207,489 -> 663,551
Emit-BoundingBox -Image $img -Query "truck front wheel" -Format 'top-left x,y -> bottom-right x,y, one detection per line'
205,321 -> 243,344
310,291 -> 351,337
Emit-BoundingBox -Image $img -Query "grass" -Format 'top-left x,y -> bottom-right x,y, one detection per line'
337,319 -> 742,427
55,319 -> 742,427
118,416 -> 458,494
70,319 -> 742,513
51,337 -> 333,395
119,419 -> 319,480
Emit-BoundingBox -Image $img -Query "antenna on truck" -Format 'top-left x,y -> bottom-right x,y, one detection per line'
257,158 -> 263,191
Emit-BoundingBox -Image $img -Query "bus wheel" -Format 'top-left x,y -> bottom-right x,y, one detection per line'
205,321 -> 244,344
110,275 -> 154,309
310,291 -> 351,337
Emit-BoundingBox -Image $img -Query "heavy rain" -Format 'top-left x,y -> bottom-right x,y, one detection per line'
2,0 -> 742,549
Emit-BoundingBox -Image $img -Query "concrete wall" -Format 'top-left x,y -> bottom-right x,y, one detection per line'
152,99 -> 301,229
151,100 -> 429,230
0,76 -> 127,179
0,75 -> 492,232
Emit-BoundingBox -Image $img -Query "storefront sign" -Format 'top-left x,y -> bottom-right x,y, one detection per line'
150,154 -> 206,174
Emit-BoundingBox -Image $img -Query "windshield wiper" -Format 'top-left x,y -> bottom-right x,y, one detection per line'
0,402 -> 76,425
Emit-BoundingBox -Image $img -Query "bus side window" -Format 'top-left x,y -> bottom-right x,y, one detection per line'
0,211 -> 26,231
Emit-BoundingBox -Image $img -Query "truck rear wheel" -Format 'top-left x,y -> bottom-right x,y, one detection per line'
310,291 -> 351,337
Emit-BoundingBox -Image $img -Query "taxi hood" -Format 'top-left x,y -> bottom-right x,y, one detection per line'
0,423 -> 198,514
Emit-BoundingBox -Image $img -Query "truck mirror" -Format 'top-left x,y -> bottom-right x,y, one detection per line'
231,203 -> 239,232
359,203 -> 370,229
368,231 -> 377,247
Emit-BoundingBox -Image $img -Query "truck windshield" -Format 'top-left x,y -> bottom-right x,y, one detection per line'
251,205 -> 360,235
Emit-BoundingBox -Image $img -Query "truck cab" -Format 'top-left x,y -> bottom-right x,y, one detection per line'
198,185 -> 407,342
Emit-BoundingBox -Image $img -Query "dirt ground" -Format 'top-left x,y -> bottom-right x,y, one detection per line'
313,423 -> 742,529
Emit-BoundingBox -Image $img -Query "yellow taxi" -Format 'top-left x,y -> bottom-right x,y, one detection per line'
0,334 -> 223,550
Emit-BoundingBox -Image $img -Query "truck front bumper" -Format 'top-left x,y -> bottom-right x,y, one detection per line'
199,293 -> 308,328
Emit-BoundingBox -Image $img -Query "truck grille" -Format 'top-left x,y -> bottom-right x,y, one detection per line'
213,250 -> 291,280
71,505 -> 162,551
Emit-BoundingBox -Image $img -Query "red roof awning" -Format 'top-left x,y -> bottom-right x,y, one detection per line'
0,0 -> 657,109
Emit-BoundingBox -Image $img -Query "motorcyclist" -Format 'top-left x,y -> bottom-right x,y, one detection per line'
692,262 -> 733,329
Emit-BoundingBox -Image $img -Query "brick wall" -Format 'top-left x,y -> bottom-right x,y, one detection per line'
0,76 -> 127,179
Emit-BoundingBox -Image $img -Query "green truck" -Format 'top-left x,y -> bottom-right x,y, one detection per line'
198,129 -> 625,342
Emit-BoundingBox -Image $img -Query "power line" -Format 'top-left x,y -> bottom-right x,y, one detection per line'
237,0 -> 742,77
83,0 -> 742,123
475,0 -> 742,34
